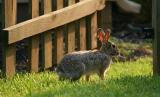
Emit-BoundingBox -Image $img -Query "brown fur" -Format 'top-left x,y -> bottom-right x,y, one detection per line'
56,41 -> 119,81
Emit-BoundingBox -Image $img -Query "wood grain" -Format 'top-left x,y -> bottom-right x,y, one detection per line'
54,28 -> 64,64
79,18 -> 86,50
4,0 -> 103,44
53,0 -> 64,64
90,12 -> 98,49
29,0 -> 39,72
2,0 -> 17,77
79,0 -> 87,50
67,0 -> 76,53
30,35 -> 39,72
42,0 -> 52,69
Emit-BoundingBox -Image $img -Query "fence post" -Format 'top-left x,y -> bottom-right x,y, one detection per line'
153,0 -> 160,75
41,0 -> 52,70
29,0 -> 40,72
53,0 -> 64,64
67,0 -> 76,53
79,0 -> 87,50
90,12 -> 98,49
2,0 -> 17,77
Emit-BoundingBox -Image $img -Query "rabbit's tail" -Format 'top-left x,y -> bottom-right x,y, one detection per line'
46,64 -> 58,71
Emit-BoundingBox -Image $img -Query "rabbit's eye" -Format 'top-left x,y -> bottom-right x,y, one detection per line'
112,45 -> 116,48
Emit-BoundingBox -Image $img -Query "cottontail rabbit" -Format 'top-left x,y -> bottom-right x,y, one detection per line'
55,28 -> 119,81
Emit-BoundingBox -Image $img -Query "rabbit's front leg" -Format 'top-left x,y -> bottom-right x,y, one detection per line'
98,71 -> 105,80
98,66 -> 108,80
86,75 -> 90,81
59,76 -> 65,81
98,65 -> 111,80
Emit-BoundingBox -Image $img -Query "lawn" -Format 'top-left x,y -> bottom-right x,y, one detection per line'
0,57 -> 160,97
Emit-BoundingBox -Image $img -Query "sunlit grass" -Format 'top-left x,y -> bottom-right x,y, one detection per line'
0,57 -> 159,97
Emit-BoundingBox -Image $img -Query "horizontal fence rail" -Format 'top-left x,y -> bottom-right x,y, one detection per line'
4,0 -> 105,44
1,0 -> 106,77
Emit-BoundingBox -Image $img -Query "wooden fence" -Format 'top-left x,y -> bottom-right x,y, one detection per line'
1,0 -> 106,77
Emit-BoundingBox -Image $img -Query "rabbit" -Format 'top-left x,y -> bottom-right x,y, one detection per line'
55,28 -> 119,81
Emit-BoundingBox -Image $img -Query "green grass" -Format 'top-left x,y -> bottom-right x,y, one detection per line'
110,37 -> 152,57
0,57 -> 160,97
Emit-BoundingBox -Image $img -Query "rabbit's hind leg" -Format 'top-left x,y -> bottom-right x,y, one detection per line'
59,76 -> 65,81
71,76 -> 81,81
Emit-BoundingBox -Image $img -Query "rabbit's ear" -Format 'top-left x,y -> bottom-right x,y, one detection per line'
105,31 -> 110,42
98,28 -> 105,42
98,31 -> 103,42
105,29 -> 111,42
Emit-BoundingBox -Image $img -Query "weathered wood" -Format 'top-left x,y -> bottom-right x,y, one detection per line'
4,44 -> 16,77
67,23 -> 76,52
57,0 -> 63,9
2,0 -> 17,77
90,12 -> 98,49
4,0 -> 104,44
69,0 -> 76,5
79,0 -> 86,50
153,0 -> 160,75
53,0 -> 64,64
54,28 -> 64,64
29,0 -> 39,72
4,1 -> 17,27
43,0 -> 52,13
79,18 -> 86,50
31,0 -> 39,18
30,35 -> 39,72
67,0 -> 76,53
42,0 -> 52,69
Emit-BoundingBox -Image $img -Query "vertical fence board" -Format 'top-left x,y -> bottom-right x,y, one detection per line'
57,0 -> 64,9
54,0 -> 64,64
67,0 -> 76,53
43,0 -> 52,13
4,45 -> 16,77
2,0 -> 17,77
90,12 -> 98,49
29,0 -> 40,72
30,35 -> 39,72
79,19 -> 86,50
42,0 -> 52,69
67,23 -> 75,52
79,0 -> 86,50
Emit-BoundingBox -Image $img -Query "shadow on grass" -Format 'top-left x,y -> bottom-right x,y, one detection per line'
27,75 -> 160,97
